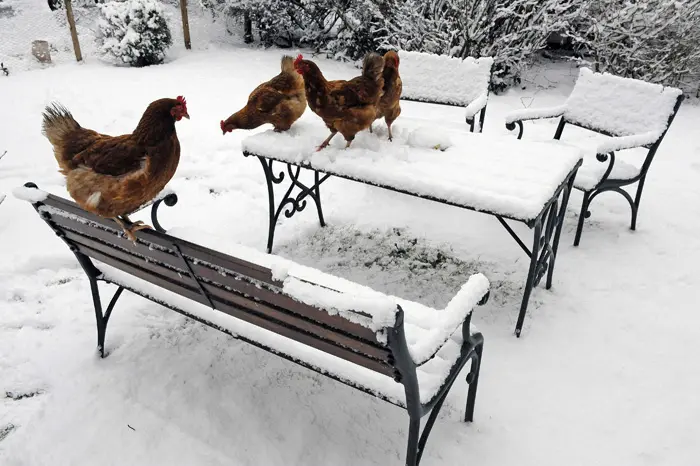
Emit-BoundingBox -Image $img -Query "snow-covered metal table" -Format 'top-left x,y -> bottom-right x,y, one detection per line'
242,121 -> 583,336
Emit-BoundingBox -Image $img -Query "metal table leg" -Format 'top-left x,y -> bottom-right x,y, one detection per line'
254,156 -> 331,253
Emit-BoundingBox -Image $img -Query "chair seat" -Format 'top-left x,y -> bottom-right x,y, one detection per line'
550,137 -> 646,191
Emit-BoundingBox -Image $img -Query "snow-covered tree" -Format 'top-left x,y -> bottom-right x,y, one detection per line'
98,0 -> 172,67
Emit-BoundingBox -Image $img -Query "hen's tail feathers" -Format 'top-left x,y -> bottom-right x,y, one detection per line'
281,55 -> 295,74
42,103 -> 80,146
362,53 -> 385,83
42,103 -> 81,172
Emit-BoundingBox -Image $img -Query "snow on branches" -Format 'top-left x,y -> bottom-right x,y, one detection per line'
98,0 -> 173,67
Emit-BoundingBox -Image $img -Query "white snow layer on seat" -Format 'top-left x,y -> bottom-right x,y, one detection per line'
563,68 -> 682,138
571,146 -> 644,191
398,51 -> 493,111
242,120 -> 583,221
96,226 -> 489,405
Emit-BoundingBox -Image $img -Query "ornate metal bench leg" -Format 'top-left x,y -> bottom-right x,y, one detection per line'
87,276 -> 124,358
405,417 -> 421,466
631,176 -> 647,231
574,191 -> 591,247
464,341 -> 484,422
515,222 -> 543,337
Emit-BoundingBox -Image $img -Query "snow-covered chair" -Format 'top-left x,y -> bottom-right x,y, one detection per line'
17,183 -> 490,466
505,68 -> 683,245
399,51 -> 494,132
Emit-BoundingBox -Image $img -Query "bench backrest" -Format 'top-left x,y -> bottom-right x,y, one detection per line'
564,68 -> 683,139
32,192 -> 401,379
399,50 -> 493,107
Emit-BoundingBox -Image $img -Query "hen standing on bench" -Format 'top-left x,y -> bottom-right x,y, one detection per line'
41,97 -> 189,242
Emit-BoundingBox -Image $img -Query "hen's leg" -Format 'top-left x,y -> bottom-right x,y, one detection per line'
369,123 -> 373,134
386,117 -> 395,141
113,216 -> 152,243
317,131 -> 338,151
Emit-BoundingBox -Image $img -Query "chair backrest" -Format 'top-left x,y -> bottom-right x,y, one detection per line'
564,68 -> 683,139
29,190 -> 401,378
399,50 -> 493,106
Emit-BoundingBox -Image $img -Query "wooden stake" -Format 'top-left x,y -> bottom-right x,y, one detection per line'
180,0 -> 191,50
64,0 -> 82,62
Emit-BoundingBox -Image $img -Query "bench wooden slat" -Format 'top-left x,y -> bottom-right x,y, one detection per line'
61,228 -> 390,362
47,209 -> 382,345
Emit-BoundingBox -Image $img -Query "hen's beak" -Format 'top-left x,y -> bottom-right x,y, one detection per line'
183,112 -> 190,119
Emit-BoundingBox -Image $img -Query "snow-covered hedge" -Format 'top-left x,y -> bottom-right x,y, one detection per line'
98,0 -> 172,67
571,0 -> 700,95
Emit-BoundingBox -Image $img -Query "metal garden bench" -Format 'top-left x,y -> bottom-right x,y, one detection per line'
399,51 -> 494,132
505,68 -> 683,245
17,182 -> 490,466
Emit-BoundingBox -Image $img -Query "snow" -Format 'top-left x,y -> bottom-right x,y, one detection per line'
564,68 -> 682,137
1,38 -> 700,466
11,185 -> 48,203
505,104 -> 567,124
242,120 -> 583,222
399,51 -> 493,109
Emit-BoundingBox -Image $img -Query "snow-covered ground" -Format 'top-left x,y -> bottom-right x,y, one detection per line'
2,24 -> 700,466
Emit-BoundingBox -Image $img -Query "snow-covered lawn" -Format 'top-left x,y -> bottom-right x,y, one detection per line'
1,48 -> 699,465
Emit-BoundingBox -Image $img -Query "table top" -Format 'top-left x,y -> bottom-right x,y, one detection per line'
242,120 -> 583,224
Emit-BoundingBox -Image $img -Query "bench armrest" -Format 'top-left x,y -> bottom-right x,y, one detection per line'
409,273 -> 490,366
596,131 -> 659,154
464,92 -> 489,120
505,105 -> 567,125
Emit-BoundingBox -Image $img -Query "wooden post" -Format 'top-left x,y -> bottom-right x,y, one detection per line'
180,0 -> 191,50
64,0 -> 82,62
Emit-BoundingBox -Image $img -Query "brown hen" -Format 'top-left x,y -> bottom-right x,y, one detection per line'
294,53 -> 384,150
41,97 -> 189,242
221,55 -> 306,134
372,50 -> 402,141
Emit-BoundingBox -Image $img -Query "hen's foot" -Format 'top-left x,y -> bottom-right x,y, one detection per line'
387,124 -> 394,142
369,124 -> 373,134
317,132 -> 338,151
114,217 -> 153,244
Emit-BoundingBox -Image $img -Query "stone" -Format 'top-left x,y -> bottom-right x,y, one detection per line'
31,40 -> 52,64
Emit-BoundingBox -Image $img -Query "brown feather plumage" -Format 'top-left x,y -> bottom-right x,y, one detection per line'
294,53 -> 385,149
221,55 -> 306,133
375,50 -> 402,141
41,98 -> 187,223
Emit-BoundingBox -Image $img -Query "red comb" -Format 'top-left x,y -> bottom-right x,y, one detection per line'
177,96 -> 187,106
294,54 -> 303,65
220,120 -> 225,130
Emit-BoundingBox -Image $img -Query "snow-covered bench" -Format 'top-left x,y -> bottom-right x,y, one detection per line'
242,120 -> 582,336
505,68 -> 684,245
399,51 -> 494,132
17,183 -> 490,466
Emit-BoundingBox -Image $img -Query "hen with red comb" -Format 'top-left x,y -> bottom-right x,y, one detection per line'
40,96 -> 189,242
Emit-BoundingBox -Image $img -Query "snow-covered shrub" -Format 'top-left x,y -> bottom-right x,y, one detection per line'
380,0 -> 582,91
571,0 -> 700,94
98,0 -> 172,67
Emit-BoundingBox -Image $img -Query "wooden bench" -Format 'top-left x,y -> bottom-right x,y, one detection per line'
242,120 -> 582,336
505,68 -> 684,245
399,51 -> 494,132
17,182 -> 490,466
